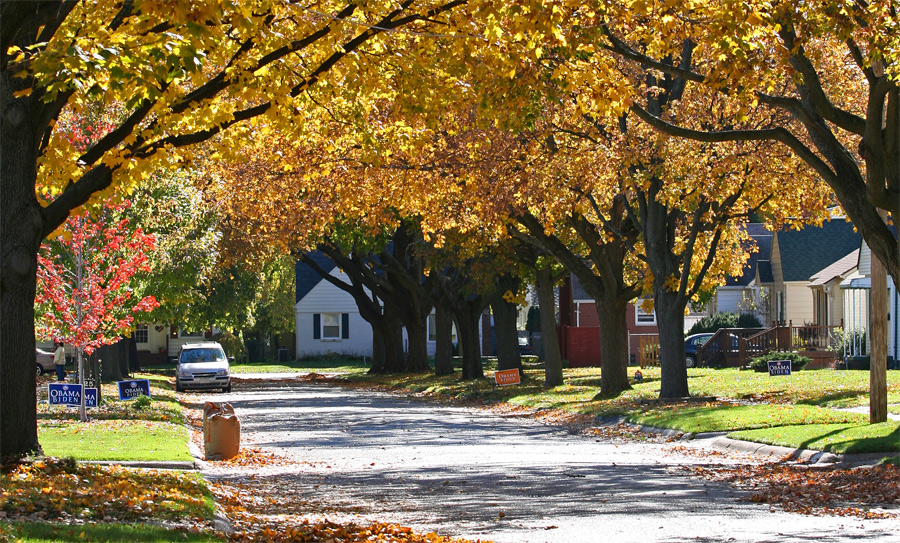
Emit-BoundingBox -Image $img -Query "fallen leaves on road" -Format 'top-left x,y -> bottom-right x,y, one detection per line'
227,517 -> 486,543
210,478 -> 489,543
689,462 -> 900,518
0,457 -> 211,529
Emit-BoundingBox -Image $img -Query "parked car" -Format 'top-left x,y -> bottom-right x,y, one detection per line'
684,333 -> 714,368
36,348 -> 55,376
175,342 -> 233,393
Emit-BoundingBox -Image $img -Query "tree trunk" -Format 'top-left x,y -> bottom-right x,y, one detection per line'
433,303 -> 454,376
594,294 -> 632,396
457,305 -> 484,380
654,289 -> 690,399
870,225 -> 888,423
0,70 -> 45,456
490,289 -> 522,372
128,336 -> 139,373
405,315 -> 430,372
537,264 -> 564,387
370,324 -> 386,373
380,310 -> 407,373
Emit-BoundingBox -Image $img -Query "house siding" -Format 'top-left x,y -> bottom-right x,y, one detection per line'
715,287 -> 745,314
295,270 -> 374,358
785,281 -> 815,325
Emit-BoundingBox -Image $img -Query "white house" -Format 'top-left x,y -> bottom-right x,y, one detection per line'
841,241 -> 899,363
294,254 -> 374,358
294,253 -> 484,360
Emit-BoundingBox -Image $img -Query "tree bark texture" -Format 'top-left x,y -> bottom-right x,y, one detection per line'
593,294 -> 632,396
433,303 -> 454,376
490,281 -> 522,372
536,264 -> 563,387
514,212 -> 637,396
456,303 -> 485,380
1,71 -> 44,456
869,218 -> 888,423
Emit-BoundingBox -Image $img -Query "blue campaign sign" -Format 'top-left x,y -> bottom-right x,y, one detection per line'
48,383 -> 83,406
117,379 -> 151,400
84,388 -> 98,408
768,360 -> 792,376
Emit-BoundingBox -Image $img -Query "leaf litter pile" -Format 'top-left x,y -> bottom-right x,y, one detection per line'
0,457 -> 211,529
205,455 -> 488,543
686,461 -> 900,519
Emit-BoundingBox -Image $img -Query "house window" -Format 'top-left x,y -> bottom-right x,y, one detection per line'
133,323 -> 148,344
322,313 -> 341,339
635,303 -> 656,325
179,327 -> 203,338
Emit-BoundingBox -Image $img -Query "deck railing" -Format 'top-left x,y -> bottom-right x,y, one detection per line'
699,322 -> 843,367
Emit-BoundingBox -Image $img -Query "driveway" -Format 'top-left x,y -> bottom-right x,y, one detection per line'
199,380 -> 898,542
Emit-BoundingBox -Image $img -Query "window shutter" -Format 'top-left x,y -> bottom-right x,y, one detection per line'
313,314 -> 321,339
341,313 -> 350,339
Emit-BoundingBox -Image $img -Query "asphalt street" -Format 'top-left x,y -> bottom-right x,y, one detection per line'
200,380 -> 899,542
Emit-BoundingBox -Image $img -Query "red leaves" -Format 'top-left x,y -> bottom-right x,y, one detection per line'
690,463 -> 900,518
35,203 -> 158,353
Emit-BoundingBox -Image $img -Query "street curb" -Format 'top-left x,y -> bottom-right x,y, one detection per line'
708,436 -> 839,463
596,416 -> 899,465
80,460 -> 197,470
188,425 -> 235,536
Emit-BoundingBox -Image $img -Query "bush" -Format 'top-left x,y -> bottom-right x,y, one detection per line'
525,306 -> 541,332
749,351 -> 811,372
688,311 -> 763,336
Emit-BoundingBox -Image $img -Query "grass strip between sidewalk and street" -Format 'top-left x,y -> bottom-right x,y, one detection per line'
728,422 -> 900,454
0,521 -> 224,543
320,364 -> 900,453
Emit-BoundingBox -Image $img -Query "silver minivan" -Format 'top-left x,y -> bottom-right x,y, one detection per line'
175,342 -> 232,393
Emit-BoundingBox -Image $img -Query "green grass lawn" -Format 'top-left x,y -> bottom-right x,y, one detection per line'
35,376 -> 190,462
336,366 -> 900,452
629,404 -> 869,433
39,420 -> 192,461
729,422 -> 900,454
0,522 -> 224,543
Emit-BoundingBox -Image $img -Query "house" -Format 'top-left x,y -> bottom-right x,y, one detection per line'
294,253 -> 483,360
713,223 -> 773,323
557,275 -> 668,367
37,324 -> 208,366
758,220 -> 862,326
841,241 -> 899,364
808,249 -> 861,327
294,253 -> 374,359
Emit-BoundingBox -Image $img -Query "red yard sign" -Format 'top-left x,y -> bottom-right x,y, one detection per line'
494,369 -> 521,387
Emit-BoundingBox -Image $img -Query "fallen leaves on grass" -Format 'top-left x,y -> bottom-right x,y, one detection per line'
0,457 -> 210,527
689,462 -> 900,518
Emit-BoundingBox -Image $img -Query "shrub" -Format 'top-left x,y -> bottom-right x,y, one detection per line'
749,351 -> 811,372
131,395 -> 152,409
688,311 -> 763,336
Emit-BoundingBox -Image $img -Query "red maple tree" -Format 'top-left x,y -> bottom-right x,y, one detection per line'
35,202 -> 158,419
